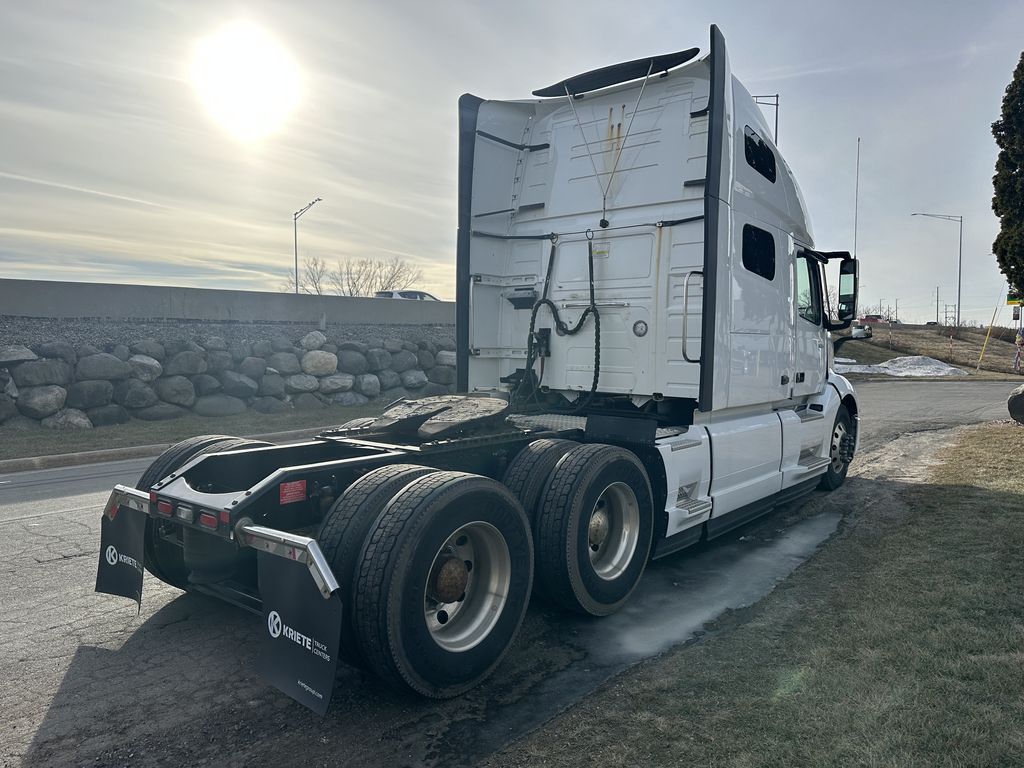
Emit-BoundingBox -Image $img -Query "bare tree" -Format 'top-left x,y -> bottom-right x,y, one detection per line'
330,256 -> 424,296
280,256 -> 331,295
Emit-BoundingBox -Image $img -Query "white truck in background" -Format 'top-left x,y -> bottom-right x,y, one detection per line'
95,25 -> 859,714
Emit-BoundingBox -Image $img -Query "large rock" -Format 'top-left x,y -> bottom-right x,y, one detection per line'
417,339 -> 438,355
128,354 -> 163,382
331,391 -> 370,407
1,375 -> 14,399
76,353 -> 131,381
260,374 -> 286,398
41,408 -> 92,430
355,373 -> 381,399
155,375 -> 196,407
0,393 -> 17,422
384,339 -> 405,353
87,404 -> 131,427
76,343 -> 101,358
377,369 -> 402,391
239,356 -> 267,380
435,350 -> 457,367
292,392 -> 327,410
134,403 -> 187,421
252,340 -> 274,357
164,339 -> 203,356
270,336 -> 294,352
381,386 -> 409,402
266,352 -> 301,375
285,374 -> 320,393
427,366 -> 456,385
163,350 -> 207,376
437,337 -> 456,352
389,350 -> 418,373
191,373 -> 222,396
13,360 -> 73,387
400,369 -> 429,389
0,345 -> 37,365
130,339 -> 165,360
301,350 -> 338,376
203,336 -> 228,351
421,382 -> 454,397
319,373 -> 355,394
110,344 -> 131,361
323,343 -> 338,355
66,380 -> 114,410
229,341 -> 252,362
193,394 -> 247,417
33,341 -> 77,365
252,396 -> 291,414
337,350 -> 369,376
364,348 -> 391,372
219,370 -> 260,398
300,331 -> 327,350
113,379 -> 159,409
416,349 -> 436,371
1009,384 -> 1024,425
17,385 -> 66,419
206,350 -> 235,373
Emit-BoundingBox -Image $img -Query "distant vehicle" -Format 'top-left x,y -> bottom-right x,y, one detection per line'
859,314 -> 884,324
925,321 -> 939,326
851,323 -> 873,339
374,290 -> 440,301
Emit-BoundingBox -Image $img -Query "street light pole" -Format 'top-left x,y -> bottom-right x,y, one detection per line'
912,213 -> 963,328
293,197 -> 322,295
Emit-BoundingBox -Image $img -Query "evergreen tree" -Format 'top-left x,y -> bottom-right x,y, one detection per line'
992,52 -> 1024,295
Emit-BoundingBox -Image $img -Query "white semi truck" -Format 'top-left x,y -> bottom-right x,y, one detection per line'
95,26 -> 859,714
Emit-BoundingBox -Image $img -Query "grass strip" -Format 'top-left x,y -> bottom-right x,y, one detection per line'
490,423 -> 1024,768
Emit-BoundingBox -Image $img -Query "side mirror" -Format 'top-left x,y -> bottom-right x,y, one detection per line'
827,258 -> 858,331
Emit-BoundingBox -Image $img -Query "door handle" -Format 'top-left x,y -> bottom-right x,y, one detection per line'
682,270 -> 703,364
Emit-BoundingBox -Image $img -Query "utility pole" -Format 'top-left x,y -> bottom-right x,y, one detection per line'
894,298 -> 899,322
293,197 -> 323,295
853,137 -> 861,259
935,286 -> 940,325
911,213 -> 963,329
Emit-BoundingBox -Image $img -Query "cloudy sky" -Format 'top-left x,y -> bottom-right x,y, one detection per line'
1,0 -> 1021,324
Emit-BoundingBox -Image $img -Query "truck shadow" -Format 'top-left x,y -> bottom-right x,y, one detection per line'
23,476 -> 891,768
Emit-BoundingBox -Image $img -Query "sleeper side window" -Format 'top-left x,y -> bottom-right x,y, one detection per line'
744,126 -> 777,183
742,224 -> 776,281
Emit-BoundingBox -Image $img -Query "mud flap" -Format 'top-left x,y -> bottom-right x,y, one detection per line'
256,551 -> 342,716
95,505 -> 146,608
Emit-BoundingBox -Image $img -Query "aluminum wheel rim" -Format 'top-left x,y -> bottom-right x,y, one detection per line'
587,482 -> 640,581
423,521 -> 511,653
830,420 -> 848,472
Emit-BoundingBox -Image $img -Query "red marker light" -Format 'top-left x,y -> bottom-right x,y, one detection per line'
219,510 -> 231,525
157,501 -> 173,516
199,512 -> 218,529
149,491 -> 157,503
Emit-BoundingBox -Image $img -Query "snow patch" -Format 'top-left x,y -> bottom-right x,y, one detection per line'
833,355 -> 966,377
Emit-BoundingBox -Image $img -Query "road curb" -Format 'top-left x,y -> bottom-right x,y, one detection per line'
0,427 -> 328,475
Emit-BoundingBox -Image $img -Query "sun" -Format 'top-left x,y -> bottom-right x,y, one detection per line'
190,21 -> 301,142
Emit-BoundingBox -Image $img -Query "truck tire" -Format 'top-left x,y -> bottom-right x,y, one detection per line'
534,443 -> 654,616
316,463 -> 437,665
353,471 -> 533,697
501,439 -> 578,523
819,406 -> 853,491
136,435 -> 271,589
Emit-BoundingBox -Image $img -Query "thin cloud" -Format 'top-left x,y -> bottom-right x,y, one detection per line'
0,170 -> 172,209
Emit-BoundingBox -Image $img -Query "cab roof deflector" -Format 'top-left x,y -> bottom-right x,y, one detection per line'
532,47 -> 701,98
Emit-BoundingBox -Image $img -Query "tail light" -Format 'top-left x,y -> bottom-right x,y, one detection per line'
157,500 -> 174,516
198,512 -> 218,529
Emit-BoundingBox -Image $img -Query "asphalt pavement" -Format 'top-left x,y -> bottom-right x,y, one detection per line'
0,379 -> 1015,768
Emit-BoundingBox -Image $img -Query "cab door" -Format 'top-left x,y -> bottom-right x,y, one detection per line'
791,249 -> 826,397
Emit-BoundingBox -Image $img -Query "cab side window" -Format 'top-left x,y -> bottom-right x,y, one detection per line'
744,126 -> 776,183
796,254 -> 822,325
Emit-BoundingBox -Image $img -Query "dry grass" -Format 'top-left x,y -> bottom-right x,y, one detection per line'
489,422 -> 1024,768
862,326 -> 1021,375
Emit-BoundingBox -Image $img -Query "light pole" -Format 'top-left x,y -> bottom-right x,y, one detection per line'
293,197 -> 322,294
912,213 -> 962,328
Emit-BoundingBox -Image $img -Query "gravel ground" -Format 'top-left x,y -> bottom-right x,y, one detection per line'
0,316 -> 455,350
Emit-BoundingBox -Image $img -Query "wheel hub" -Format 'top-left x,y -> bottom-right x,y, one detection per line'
589,507 -> 610,552
429,555 -> 469,604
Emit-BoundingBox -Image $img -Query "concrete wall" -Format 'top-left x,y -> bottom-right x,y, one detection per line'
0,279 -> 454,325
